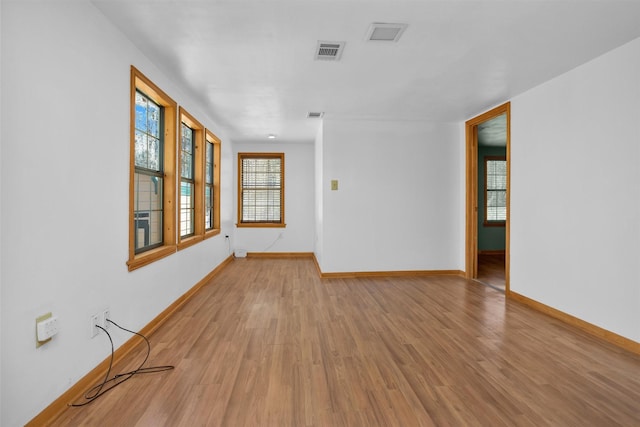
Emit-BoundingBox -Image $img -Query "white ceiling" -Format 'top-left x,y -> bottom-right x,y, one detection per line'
92,0 -> 640,144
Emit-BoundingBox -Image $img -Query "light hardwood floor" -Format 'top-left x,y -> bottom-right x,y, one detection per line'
52,257 -> 640,426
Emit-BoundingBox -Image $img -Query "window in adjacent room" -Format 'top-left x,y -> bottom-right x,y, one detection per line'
204,130 -> 221,238
237,153 -> 285,227
178,108 -> 204,249
128,66 -> 177,271
484,156 -> 507,225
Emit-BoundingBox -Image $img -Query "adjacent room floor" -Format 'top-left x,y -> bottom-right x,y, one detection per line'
477,252 -> 506,291
52,257 -> 640,426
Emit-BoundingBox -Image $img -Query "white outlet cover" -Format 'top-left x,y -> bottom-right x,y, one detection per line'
37,316 -> 59,341
90,314 -> 100,338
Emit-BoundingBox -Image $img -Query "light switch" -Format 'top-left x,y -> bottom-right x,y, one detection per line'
331,180 -> 338,190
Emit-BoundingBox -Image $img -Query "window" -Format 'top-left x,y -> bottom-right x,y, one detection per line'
180,124 -> 195,237
134,92 -> 163,251
484,156 -> 507,225
204,130 -> 221,237
128,67 -> 224,269
178,108 -> 204,249
128,66 -> 177,271
237,153 -> 285,227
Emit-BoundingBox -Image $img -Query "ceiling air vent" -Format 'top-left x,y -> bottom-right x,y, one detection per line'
365,23 -> 408,42
307,112 -> 324,118
315,41 -> 345,61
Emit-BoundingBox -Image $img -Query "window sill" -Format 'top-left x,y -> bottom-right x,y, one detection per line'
236,223 -> 286,228
127,245 -> 177,272
483,221 -> 506,227
178,235 -> 204,251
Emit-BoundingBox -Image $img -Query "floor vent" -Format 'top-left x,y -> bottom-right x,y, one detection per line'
315,41 -> 345,61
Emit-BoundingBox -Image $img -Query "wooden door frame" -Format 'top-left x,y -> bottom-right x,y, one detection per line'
465,102 -> 510,294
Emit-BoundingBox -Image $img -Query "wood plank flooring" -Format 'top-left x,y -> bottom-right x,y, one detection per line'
52,257 -> 640,426
476,253 -> 506,290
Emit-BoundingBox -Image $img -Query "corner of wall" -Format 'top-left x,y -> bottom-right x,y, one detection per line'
314,122 -> 324,268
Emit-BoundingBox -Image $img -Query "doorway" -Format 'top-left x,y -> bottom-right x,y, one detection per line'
465,102 -> 510,293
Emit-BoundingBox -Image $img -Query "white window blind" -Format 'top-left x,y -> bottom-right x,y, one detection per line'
485,158 -> 507,222
240,154 -> 284,224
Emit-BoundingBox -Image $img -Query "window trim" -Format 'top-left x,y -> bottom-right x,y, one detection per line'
483,155 -> 507,227
204,129 -> 221,239
128,66 -> 177,271
237,152 -> 286,228
178,107 -> 204,250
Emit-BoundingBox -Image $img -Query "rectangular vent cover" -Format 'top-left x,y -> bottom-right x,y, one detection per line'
366,23 -> 407,42
315,41 -> 345,61
307,112 -> 324,118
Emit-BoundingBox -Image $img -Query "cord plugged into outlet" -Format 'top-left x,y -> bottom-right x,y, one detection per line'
262,231 -> 284,252
89,308 -> 111,338
90,314 -> 100,338
71,317 -> 175,407
225,235 -> 232,256
102,309 -> 111,329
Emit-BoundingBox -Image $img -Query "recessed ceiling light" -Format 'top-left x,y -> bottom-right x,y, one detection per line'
267,134 -> 276,139
365,23 -> 408,42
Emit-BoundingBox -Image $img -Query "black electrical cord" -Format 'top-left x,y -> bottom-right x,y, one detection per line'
69,319 -> 174,407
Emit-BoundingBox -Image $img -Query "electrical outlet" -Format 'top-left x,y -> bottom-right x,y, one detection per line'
35,312 -> 54,348
102,308 -> 111,329
37,316 -> 60,341
90,314 -> 100,338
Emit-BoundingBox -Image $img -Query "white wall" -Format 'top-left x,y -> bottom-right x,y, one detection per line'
0,2 -> 233,425
233,142 -> 315,253
0,1 -> 3,422
510,37 -> 640,342
318,119 -> 464,273
314,125 -> 324,266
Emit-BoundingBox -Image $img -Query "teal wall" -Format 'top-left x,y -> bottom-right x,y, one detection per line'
478,146 -> 507,251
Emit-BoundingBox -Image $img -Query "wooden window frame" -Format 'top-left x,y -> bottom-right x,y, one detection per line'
204,130 -> 221,239
484,155 -> 507,227
237,152 -> 286,228
128,66 -> 177,271
178,107 -> 204,250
